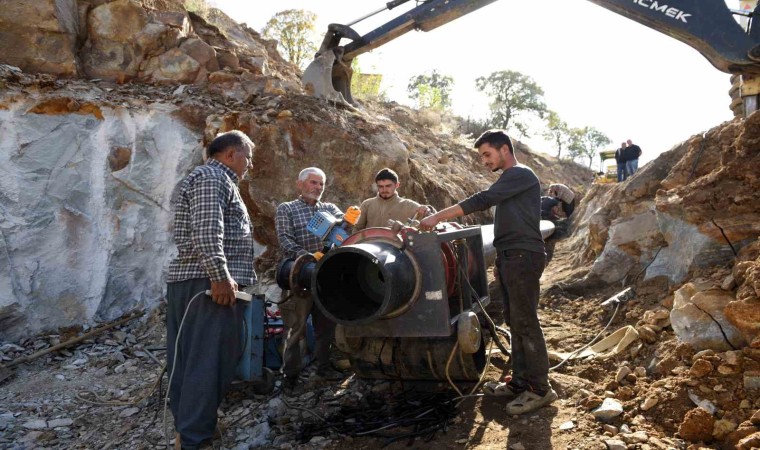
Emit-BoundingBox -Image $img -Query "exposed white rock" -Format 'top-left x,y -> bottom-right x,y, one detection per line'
670,283 -> 746,351
641,396 -> 658,411
0,98 -> 201,339
593,398 -> 624,421
604,439 -> 626,450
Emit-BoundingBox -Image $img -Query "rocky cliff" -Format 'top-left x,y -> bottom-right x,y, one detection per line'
0,1 -> 591,339
565,113 -> 760,347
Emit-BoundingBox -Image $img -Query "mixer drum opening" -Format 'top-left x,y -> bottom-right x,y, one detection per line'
314,243 -> 417,325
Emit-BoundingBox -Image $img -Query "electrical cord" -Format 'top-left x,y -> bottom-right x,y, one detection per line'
76,365 -> 166,407
448,253 -> 511,397
455,259 -> 511,355
444,342 -> 463,397
163,289 -> 207,450
163,289 -> 259,448
549,301 -> 621,372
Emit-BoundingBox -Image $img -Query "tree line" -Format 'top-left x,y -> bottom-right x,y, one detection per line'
407,70 -> 610,168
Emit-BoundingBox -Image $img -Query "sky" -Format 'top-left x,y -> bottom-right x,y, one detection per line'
212,0 -> 746,169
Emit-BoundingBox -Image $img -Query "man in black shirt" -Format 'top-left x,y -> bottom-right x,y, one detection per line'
625,139 -> 642,176
420,129 -> 557,415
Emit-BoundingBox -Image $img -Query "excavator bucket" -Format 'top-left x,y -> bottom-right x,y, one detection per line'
302,49 -> 356,107
302,22 -> 362,108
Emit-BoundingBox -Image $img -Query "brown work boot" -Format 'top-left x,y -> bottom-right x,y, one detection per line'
175,433 -> 215,450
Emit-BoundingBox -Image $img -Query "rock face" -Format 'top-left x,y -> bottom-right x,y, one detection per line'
0,0 -> 300,90
670,282 -> 746,351
725,240 -> 760,346
0,0 -> 80,77
567,113 -> 759,289
0,93 -> 200,338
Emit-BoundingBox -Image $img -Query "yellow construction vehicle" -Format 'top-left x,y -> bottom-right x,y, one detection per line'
594,150 -> 619,184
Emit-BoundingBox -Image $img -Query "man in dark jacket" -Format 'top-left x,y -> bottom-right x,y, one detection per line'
615,142 -> 628,182
420,129 -> 557,415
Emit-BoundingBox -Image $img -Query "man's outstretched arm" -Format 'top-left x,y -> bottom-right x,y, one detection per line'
419,205 -> 464,231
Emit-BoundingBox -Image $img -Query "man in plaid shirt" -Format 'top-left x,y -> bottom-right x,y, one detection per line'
166,130 -> 255,450
276,167 -> 344,386
548,183 -> 576,219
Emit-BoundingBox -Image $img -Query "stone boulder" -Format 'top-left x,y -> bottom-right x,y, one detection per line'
725,239 -> 760,346
0,0 -> 80,76
670,282 -> 746,351
0,0 -> 302,92
679,407 -> 716,443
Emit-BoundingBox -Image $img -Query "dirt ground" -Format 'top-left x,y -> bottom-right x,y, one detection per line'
1,236 -> 757,450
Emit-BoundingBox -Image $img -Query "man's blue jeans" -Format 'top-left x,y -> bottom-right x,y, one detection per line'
626,159 -> 639,176
617,164 -> 627,182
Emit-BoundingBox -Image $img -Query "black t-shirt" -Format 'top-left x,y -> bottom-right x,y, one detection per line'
459,164 -> 545,254
624,144 -> 641,161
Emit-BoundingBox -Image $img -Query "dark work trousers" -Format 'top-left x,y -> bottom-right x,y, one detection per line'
166,278 -> 246,450
280,289 -> 335,378
495,249 -> 551,393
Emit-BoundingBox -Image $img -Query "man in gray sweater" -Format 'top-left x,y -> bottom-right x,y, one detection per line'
420,129 -> 556,415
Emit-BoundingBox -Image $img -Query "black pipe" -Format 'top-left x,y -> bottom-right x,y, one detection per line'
313,242 -> 417,325
275,257 -> 315,291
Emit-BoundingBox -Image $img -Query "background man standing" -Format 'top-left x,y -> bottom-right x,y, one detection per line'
420,129 -> 556,415
276,167 -> 344,386
548,183 -> 575,219
625,139 -> 642,176
615,142 -> 628,182
354,167 -> 429,230
166,130 -> 256,450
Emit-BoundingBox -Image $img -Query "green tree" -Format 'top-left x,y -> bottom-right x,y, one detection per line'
567,128 -> 585,162
541,111 -> 571,159
407,70 -> 454,110
350,58 -> 387,101
475,70 -> 547,137
262,10 -> 318,69
568,126 -> 611,168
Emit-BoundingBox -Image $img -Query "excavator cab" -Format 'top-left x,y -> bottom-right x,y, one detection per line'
303,0 -> 760,115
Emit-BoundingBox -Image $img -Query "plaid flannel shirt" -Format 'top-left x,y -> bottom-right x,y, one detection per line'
549,183 -> 575,204
168,158 -> 256,286
276,198 -> 343,259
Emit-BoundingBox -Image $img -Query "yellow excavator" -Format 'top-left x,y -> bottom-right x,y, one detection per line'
303,0 -> 760,117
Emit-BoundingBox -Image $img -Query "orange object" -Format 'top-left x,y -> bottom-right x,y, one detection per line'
343,205 -> 361,225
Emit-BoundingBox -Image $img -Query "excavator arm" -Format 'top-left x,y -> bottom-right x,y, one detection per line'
589,0 -> 759,75
303,0 -> 499,105
303,0 -> 760,114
